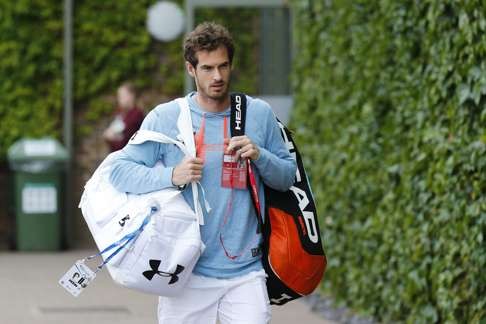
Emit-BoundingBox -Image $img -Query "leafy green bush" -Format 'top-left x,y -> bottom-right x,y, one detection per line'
0,1 -> 64,158
0,0 -> 258,158
290,1 -> 485,323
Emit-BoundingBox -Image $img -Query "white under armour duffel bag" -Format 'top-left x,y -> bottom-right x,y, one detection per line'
79,99 -> 205,296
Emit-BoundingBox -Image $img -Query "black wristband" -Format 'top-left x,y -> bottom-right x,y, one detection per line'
171,167 -> 186,191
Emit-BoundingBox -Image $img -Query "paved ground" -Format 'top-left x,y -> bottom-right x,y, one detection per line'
0,250 -> 335,324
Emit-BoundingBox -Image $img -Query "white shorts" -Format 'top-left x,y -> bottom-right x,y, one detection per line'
157,270 -> 271,324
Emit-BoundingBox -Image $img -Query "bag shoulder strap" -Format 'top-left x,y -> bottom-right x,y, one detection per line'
128,129 -> 189,156
175,98 -> 196,158
128,98 -> 196,158
175,97 -> 206,225
229,93 -> 263,230
127,99 -> 205,225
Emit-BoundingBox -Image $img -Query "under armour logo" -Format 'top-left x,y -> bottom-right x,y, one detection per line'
119,215 -> 130,227
142,259 -> 185,285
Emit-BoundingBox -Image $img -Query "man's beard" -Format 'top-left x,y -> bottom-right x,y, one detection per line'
195,75 -> 230,101
207,86 -> 228,100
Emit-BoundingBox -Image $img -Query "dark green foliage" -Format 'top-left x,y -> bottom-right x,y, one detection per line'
0,1 -> 64,158
73,0 -> 157,129
0,0 -> 258,158
290,1 -> 485,323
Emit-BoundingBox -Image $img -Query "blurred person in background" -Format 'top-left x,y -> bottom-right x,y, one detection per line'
103,82 -> 144,152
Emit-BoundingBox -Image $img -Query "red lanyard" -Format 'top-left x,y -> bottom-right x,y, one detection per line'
194,114 -> 260,260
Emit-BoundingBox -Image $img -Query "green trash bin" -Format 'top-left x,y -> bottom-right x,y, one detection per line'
7,137 -> 69,251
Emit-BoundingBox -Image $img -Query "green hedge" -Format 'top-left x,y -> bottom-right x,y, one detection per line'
290,1 -> 485,323
0,0 -> 258,158
0,1 -> 64,158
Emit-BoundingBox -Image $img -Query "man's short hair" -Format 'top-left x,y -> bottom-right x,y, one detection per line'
183,22 -> 235,68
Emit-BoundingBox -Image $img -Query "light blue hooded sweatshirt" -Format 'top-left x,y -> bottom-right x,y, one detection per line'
109,92 -> 296,278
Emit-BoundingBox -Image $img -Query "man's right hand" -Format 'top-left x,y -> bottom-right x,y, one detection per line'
172,157 -> 204,186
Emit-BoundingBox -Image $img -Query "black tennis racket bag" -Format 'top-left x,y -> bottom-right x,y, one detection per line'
230,93 -> 327,306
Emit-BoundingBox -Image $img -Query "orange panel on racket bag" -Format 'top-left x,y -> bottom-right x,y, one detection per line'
268,207 -> 326,295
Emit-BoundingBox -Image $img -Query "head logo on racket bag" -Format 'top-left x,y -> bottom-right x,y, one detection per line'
234,95 -> 242,131
142,259 -> 185,284
289,185 -> 319,243
278,120 -> 319,244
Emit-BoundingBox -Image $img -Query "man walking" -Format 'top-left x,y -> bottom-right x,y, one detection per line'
109,22 -> 296,324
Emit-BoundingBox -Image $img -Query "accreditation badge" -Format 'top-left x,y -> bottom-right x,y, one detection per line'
221,153 -> 247,189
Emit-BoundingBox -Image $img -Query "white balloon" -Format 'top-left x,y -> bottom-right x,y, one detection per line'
147,1 -> 185,42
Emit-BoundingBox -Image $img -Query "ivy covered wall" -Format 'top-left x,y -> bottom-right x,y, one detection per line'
290,1 -> 485,323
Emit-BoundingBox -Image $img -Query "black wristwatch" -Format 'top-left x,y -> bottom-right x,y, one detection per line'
177,184 -> 187,191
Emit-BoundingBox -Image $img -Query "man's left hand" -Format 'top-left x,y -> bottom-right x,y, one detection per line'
225,136 -> 260,161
